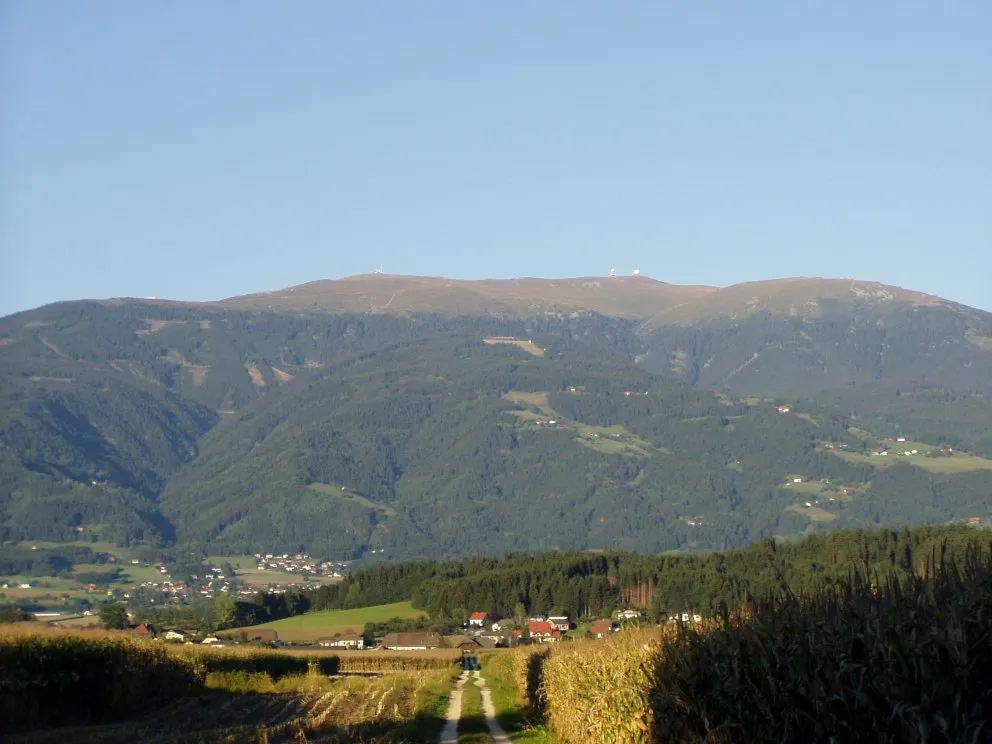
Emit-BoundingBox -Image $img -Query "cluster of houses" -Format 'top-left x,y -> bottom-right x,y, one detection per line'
123,623 -> 277,647
104,573 -> 259,604
254,553 -> 348,578
62,606 -> 706,651
311,610 -> 654,652
310,610 -> 655,651
99,553 -> 349,607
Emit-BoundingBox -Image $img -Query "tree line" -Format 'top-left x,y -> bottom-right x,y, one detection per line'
203,525 -> 989,631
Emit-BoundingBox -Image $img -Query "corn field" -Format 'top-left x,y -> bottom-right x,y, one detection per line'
336,649 -> 458,674
513,541 -> 992,743
540,629 -> 663,744
179,645 -> 341,678
0,625 -> 460,739
4,668 -> 454,744
652,545 -> 992,743
0,626 -> 204,732
510,643 -> 551,718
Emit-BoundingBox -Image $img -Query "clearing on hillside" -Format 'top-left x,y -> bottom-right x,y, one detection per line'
827,449 -> 992,474
483,337 -> 545,356
787,504 -> 837,522
912,455 -> 992,474
308,483 -> 398,517
245,363 -> 266,388
502,390 -> 552,409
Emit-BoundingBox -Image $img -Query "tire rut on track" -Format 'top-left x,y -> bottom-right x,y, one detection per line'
439,670 -> 509,744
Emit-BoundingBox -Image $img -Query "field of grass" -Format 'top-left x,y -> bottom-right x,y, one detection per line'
205,555 -> 258,570
503,393 -> 660,459
782,479 -> 859,502
783,479 -> 831,495
50,615 -> 101,628
828,448 -> 992,475
0,576 -> 91,600
912,454 -> 992,474
483,337 -> 545,357
233,568 -> 340,588
576,423 -> 656,452
786,503 -> 837,522
479,652 -> 550,744
121,565 -> 164,583
308,482 -> 398,517
830,449 -> 901,469
11,540 -> 143,562
576,435 -> 652,458
244,601 -> 426,642
502,390 -> 552,410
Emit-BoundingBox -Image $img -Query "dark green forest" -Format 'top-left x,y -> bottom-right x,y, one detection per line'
1,294 -> 991,559
226,525 -> 992,629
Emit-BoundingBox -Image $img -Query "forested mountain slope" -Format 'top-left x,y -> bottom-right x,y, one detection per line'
159,338 -> 990,560
1,275 -> 991,557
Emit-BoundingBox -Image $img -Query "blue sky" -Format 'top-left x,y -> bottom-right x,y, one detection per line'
2,2 -> 989,315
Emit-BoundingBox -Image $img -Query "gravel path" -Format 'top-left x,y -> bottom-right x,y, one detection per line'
473,671 -> 510,743
439,671 -> 470,743
440,670 -> 509,744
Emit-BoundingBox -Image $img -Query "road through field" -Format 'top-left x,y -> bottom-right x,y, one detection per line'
440,671 -> 469,743
440,670 -> 509,744
473,670 -> 510,743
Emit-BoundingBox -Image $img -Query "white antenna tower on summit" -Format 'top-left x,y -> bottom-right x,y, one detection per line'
372,264 -> 383,275
609,267 -> 616,278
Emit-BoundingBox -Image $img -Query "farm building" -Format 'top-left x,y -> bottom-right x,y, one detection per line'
318,634 -> 366,649
468,612 -> 491,627
380,632 -> 441,650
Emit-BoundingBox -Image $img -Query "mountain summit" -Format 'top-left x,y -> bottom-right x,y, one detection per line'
216,274 -> 950,322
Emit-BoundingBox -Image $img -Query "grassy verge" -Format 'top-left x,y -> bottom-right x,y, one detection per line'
410,668 -> 460,743
457,675 -> 495,743
480,653 -> 552,744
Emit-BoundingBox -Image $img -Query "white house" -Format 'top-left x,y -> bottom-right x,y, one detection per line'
164,630 -> 186,642
318,634 -> 365,649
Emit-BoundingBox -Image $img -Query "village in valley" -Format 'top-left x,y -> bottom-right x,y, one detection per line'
80,606 -> 682,652
304,608 -> 693,653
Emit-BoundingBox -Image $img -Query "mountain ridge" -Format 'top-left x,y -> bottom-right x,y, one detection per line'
4,274 -> 964,323
1,274 -> 990,559
215,274 -> 958,321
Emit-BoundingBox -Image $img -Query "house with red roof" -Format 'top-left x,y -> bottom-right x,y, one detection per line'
589,619 -> 616,639
528,620 -> 561,643
468,611 -> 491,627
